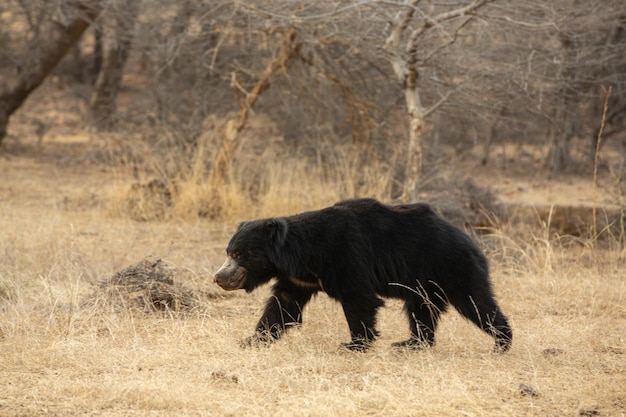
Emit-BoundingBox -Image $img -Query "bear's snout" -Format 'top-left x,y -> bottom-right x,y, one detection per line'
214,257 -> 247,291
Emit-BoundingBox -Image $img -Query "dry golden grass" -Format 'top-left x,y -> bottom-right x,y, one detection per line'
1,144 -> 625,417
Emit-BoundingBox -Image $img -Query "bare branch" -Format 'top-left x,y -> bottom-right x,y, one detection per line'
406,0 -> 495,55
421,16 -> 472,65
430,0 -> 496,26
385,0 -> 421,49
423,80 -> 466,118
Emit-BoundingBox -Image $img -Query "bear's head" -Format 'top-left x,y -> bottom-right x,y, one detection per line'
214,218 -> 288,292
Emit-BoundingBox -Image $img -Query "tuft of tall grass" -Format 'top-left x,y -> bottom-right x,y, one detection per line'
110,132 -> 400,222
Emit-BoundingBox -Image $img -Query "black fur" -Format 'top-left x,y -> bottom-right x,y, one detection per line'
214,198 -> 512,352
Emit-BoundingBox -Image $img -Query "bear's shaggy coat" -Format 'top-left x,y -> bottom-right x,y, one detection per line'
214,198 -> 512,352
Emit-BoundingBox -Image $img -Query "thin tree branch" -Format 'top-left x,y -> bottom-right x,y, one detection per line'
421,16 -> 472,65
423,81 -> 466,118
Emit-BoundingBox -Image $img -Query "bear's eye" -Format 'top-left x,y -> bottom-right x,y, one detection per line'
231,252 -> 243,262
246,250 -> 260,259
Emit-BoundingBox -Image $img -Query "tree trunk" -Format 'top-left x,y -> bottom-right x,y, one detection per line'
92,27 -> 103,83
481,106 -> 507,166
546,131 -> 571,172
0,2 -> 101,144
546,94 -> 573,171
399,51 -> 425,202
87,1 -> 140,131
401,112 -> 425,202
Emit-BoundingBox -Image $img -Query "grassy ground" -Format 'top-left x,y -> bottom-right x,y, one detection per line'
1,135 -> 625,417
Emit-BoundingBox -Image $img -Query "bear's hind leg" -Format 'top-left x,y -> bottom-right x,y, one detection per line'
341,297 -> 384,352
451,293 -> 512,352
242,281 -> 317,347
392,296 -> 448,349
490,308 -> 512,352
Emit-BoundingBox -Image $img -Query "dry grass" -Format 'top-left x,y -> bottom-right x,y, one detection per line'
1,144 -> 625,417
105,121 -> 399,223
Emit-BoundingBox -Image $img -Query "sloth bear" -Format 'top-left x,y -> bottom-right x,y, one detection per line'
214,198 -> 512,352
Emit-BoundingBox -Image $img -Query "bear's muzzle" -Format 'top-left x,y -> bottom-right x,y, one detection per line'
214,257 -> 247,290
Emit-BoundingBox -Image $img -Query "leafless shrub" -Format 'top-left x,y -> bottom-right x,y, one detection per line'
418,176 -> 502,230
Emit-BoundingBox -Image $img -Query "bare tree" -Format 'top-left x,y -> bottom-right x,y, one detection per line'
87,0 -> 141,130
0,1 -> 101,143
383,0 -> 496,200
487,1 -> 626,171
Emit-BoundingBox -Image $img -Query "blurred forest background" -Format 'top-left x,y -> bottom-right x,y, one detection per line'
1,0 -> 625,212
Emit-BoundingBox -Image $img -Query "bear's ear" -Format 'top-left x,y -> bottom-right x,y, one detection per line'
266,218 -> 288,250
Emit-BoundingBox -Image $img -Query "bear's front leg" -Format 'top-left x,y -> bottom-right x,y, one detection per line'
340,297 -> 384,352
242,281 -> 317,348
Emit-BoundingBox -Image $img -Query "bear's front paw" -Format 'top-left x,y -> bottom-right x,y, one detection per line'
240,332 -> 276,348
341,340 -> 372,352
